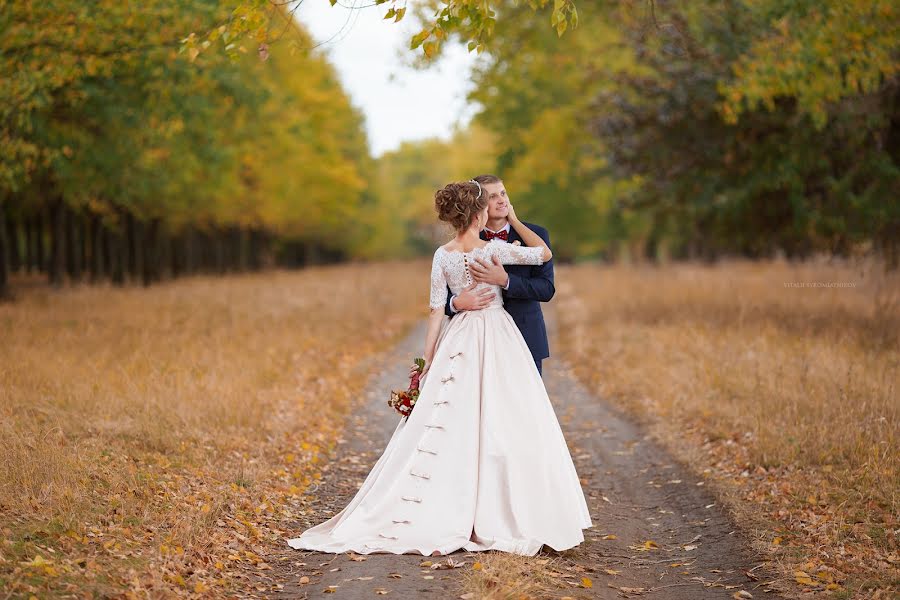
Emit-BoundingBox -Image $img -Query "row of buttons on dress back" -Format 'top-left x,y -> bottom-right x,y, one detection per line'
373,350 -> 463,543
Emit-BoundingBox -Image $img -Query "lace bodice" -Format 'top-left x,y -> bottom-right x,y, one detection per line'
429,239 -> 545,310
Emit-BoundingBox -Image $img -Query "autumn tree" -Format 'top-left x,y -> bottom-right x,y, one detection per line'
1,0 -> 372,296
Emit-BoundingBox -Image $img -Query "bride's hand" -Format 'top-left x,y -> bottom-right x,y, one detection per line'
506,201 -> 520,224
420,361 -> 431,379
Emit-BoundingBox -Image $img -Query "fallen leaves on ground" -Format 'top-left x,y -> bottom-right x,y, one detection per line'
555,261 -> 899,595
0,264 -> 429,598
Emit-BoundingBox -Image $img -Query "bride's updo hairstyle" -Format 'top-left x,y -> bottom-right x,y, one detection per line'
434,181 -> 487,232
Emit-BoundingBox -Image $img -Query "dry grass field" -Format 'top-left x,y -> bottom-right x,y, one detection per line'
554,257 -> 899,597
0,263 -> 428,597
3,257 -> 896,599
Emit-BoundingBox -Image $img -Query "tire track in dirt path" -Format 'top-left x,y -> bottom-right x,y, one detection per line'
541,307 -> 780,599
259,314 -> 780,599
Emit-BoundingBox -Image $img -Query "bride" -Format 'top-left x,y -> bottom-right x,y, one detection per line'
287,179 -> 593,557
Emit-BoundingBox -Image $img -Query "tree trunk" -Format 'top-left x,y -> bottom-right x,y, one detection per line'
110,222 -> 125,286
6,209 -> 20,273
64,203 -> 81,282
142,218 -> 158,286
48,198 -> 65,288
247,228 -> 258,270
214,227 -> 225,274
24,216 -> 35,274
195,229 -> 205,272
89,213 -> 104,283
0,205 -> 9,299
77,210 -> 86,280
158,225 -> 170,280
237,227 -> 247,271
184,227 -> 195,275
130,214 -> 144,283
169,231 -> 180,279
35,209 -> 45,273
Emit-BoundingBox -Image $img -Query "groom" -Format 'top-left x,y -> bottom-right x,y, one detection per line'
444,174 -> 555,376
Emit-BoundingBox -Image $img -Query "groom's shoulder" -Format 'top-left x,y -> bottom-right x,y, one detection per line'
521,221 -> 550,239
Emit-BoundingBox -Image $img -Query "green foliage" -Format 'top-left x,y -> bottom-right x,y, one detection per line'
189,0 -> 579,62
719,0 -> 900,129
2,1 -> 371,254
458,0 -> 899,261
465,3 -> 645,260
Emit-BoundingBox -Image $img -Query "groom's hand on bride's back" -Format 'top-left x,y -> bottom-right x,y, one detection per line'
454,283 -> 496,311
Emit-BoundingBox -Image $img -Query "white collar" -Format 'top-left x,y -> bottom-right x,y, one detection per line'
484,222 -> 511,235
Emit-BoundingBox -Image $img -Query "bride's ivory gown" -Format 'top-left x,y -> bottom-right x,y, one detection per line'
287,239 -> 593,556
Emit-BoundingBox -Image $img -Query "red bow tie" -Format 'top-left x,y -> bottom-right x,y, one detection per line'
484,229 -> 508,241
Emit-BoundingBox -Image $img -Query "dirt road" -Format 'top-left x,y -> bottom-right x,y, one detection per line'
260,319 -> 778,599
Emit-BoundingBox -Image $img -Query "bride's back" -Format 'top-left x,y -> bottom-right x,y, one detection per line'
429,239 -> 545,312
432,244 -> 505,309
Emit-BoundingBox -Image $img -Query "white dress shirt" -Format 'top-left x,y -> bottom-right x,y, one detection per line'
449,223 -> 512,313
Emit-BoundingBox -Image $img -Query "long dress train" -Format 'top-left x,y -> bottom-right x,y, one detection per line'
287,239 -> 593,556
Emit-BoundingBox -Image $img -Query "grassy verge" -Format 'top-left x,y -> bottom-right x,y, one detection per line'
554,258 -> 898,598
0,262 -> 428,597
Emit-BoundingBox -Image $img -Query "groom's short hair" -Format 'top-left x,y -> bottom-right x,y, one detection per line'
472,174 -> 502,186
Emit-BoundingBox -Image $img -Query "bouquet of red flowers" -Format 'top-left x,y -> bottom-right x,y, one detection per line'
388,357 -> 426,418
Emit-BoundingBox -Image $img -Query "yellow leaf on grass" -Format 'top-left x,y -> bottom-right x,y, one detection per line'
349,553 -> 367,562
601,534 -> 617,540
794,571 -> 815,586
604,569 -> 620,575
473,562 -> 482,570
642,540 -> 659,549
773,537 -> 782,545
194,582 -> 208,593
581,577 -> 593,588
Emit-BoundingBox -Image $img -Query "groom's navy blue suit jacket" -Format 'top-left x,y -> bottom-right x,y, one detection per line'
444,222 -> 555,362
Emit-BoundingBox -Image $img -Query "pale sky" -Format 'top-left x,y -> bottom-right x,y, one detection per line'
293,0 -> 482,157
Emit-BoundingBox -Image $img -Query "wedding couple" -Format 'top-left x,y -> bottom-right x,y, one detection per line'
287,175 -> 592,557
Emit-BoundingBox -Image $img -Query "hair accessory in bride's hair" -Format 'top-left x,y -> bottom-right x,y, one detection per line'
469,179 -> 482,199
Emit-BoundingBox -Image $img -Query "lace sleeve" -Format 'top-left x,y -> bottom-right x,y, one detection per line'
429,248 -> 448,310
488,240 -> 545,265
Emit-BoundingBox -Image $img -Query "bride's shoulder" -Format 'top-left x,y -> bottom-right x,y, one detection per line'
483,239 -> 508,251
433,243 -> 454,259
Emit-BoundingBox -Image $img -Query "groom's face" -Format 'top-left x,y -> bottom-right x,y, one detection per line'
484,182 -> 509,220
